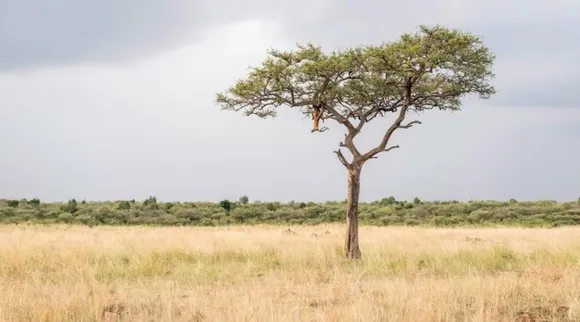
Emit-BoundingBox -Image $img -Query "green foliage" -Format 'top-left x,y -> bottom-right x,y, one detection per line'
239,195 -> 249,204
183,202 -> 196,208
143,196 -> 158,210
0,198 -> 579,228
7,200 -> 19,208
57,212 -> 74,223
28,198 -> 40,206
413,197 -> 422,205
379,197 -> 397,205
219,200 -> 231,212
356,26 -> 495,112
61,199 -> 78,214
216,25 -> 495,125
118,201 -> 131,210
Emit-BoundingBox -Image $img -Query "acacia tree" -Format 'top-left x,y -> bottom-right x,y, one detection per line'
216,25 -> 496,259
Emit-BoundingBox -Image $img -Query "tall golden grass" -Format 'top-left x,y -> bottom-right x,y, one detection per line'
0,224 -> 579,321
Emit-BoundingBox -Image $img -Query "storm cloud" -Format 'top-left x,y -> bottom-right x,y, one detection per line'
0,0 -> 579,202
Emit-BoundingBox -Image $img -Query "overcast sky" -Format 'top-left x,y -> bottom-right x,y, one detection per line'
1,0 -> 579,203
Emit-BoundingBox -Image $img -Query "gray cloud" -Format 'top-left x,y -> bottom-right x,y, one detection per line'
4,0 -> 578,107
473,20 -> 580,108
0,0 -> 579,202
0,0 -> 327,71
0,0 -> 202,70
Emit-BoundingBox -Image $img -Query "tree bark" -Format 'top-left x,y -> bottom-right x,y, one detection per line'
344,165 -> 362,259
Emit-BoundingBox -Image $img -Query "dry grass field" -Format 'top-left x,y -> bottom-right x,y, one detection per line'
1,225 -> 579,322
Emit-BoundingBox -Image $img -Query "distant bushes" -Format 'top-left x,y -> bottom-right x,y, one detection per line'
0,197 -> 579,227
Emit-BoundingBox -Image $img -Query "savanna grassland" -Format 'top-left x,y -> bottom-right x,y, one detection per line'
1,224 -> 580,322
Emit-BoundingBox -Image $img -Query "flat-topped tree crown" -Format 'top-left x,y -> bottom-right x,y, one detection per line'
216,25 -> 495,128
215,25 -> 496,259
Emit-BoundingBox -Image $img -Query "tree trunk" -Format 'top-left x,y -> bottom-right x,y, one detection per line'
344,165 -> 362,259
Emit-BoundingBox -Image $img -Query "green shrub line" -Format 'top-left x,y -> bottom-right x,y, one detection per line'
1,197 -> 579,227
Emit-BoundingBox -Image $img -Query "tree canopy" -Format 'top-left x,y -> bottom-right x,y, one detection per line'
216,25 -> 495,165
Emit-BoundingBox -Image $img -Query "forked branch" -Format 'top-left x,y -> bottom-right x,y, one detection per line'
334,149 -> 350,167
340,133 -> 362,157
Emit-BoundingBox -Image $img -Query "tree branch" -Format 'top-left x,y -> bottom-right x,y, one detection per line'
316,75 -> 363,159
362,98 -> 404,122
321,99 -> 356,131
399,120 -> 422,129
334,149 -> 350,167
368,145 -> 400,159
361,79 -> 417,161
341,132 -> 361,157
354,114 -> 367,132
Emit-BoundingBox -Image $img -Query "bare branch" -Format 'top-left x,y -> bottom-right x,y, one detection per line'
361,81 -> 413,161
334,149 -> 350,167
341,132 -> 361,158
399,120 -> 422,129
354,116 -> 366,132
368,145 -> 400,159
312,127 -> 330,133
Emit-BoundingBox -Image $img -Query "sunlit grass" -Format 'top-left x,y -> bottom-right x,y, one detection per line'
1,225 -> 579,321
